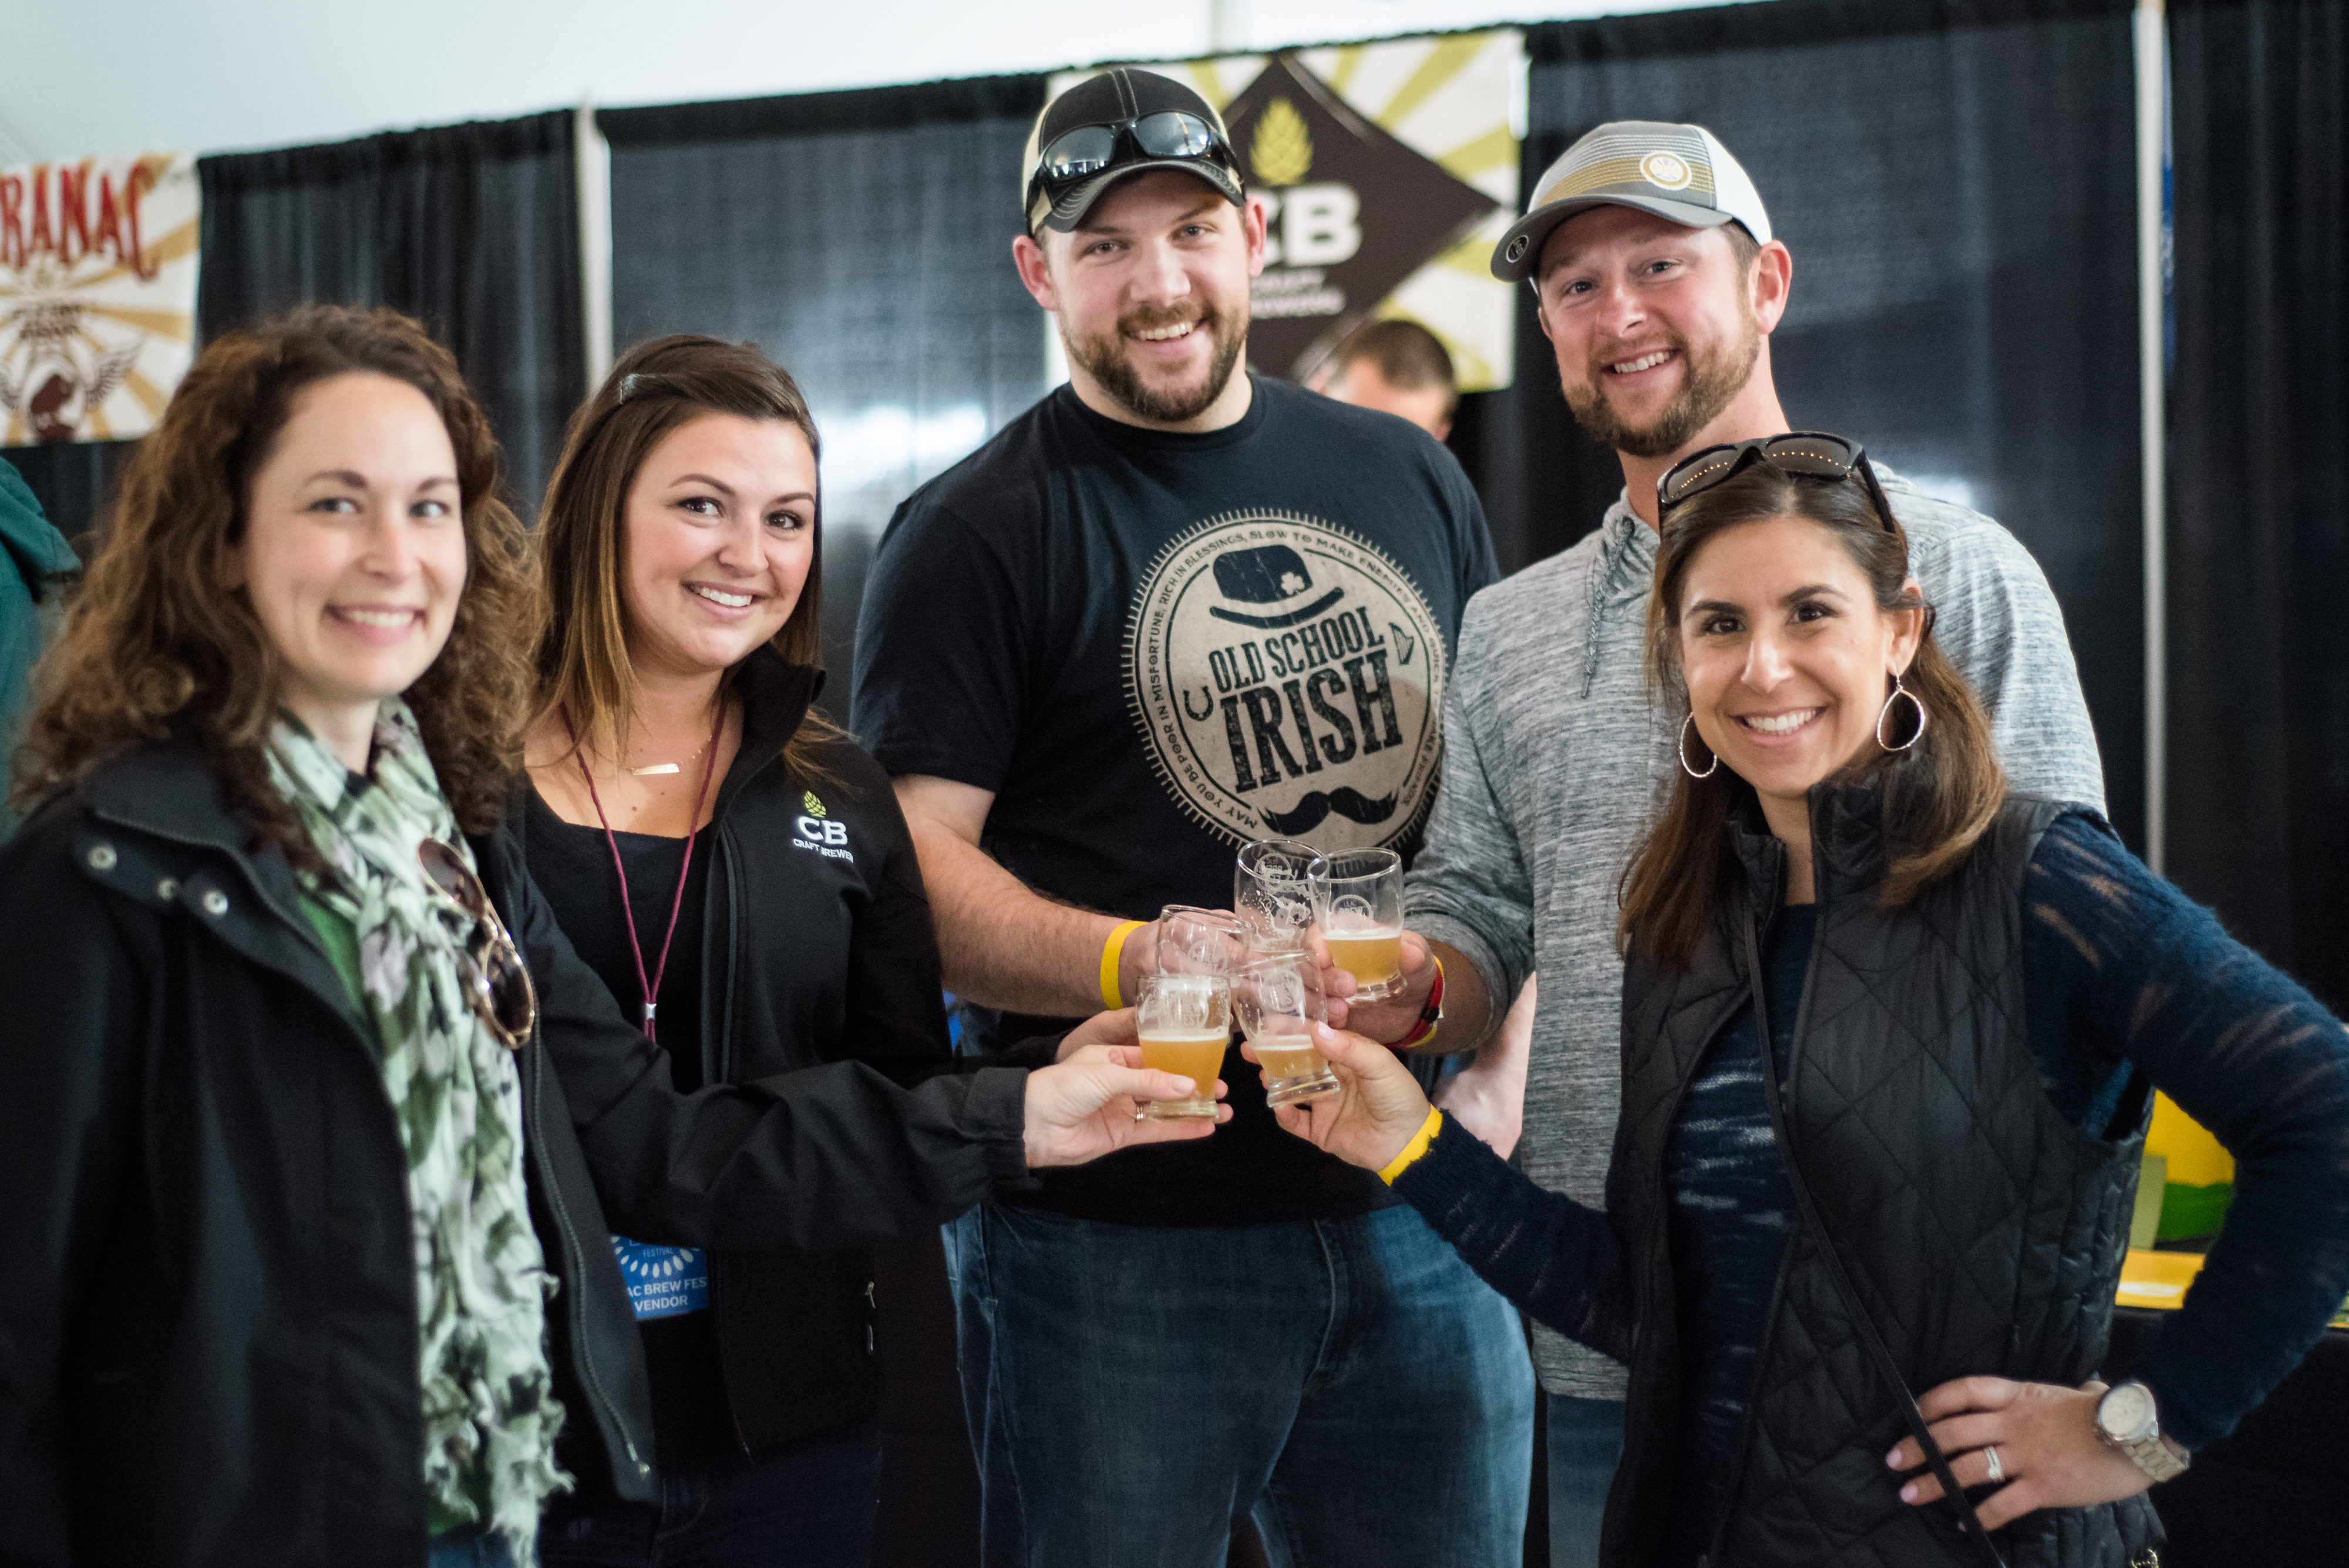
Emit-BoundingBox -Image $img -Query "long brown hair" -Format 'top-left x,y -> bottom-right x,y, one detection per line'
530,335 -> 841,779
13,305 -> 537,853
1617,463 -> 2005,968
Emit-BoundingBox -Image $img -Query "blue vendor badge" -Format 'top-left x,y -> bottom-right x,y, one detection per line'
610,1235 -> 709,1320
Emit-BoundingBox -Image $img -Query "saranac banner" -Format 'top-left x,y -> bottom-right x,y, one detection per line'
1,152 -> 200,446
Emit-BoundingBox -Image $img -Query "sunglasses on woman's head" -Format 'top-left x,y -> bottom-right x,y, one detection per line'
418,838 -> 538,1049
1657,431 -> 1900,533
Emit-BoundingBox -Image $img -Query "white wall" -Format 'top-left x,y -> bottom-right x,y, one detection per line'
0,0 -> 1743,164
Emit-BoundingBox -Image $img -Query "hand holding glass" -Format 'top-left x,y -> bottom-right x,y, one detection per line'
1310,848 -> 1407,1002
1234,953 -> 1339,1106
1134,973 -> 1231,1120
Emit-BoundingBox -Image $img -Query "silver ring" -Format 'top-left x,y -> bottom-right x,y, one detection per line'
1984,1445 -> 2004,1484
1133,1108 -> 1146,1122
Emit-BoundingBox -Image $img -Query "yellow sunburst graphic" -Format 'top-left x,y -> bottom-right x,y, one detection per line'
1250,99 -> 1314,187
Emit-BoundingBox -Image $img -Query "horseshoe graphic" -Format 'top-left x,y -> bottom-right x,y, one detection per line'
1183,687 -> 1216,722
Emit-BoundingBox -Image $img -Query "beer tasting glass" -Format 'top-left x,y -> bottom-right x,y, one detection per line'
1234,952 -> 1338,1106
1234,838 -> 1318,955
1155,904 -> 1250,978
1309,847 -> 1407,1002
1135,973 -> 1231,1120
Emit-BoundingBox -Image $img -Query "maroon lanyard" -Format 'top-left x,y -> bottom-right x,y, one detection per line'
564,705 -> 724,1041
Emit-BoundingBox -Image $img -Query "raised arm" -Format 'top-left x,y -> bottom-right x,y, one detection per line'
893,772 -> 1159,1019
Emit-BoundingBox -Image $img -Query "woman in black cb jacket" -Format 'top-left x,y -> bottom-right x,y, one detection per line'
519,336 -> 1028,1565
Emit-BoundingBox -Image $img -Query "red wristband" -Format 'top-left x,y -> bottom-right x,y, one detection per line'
1396,957 -> 1445,1047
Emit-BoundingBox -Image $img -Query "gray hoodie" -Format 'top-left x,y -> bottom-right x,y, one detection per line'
1405,467 -> 2108,1399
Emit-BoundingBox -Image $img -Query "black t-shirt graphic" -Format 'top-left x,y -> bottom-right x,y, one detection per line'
854,375 -> 1499,1226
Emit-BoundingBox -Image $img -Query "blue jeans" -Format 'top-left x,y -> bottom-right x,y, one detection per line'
1544,1394 -> 1625,1568
536,1432 -> 883,1568
944,1202 -> 1535,1568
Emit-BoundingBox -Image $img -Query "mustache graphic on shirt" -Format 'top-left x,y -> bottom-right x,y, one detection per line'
1260,786 -> 1398,837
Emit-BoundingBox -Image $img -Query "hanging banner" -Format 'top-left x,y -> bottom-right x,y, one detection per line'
1054,29 -> 1522,392
1,152 -> 200,446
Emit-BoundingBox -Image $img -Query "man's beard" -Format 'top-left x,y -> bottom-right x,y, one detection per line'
1564,312 -> 1761,459
1064,300 -> 1248,425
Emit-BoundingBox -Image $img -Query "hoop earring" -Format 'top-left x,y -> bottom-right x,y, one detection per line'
1875,673 -> 1929,752
1678,714 -> 1719,779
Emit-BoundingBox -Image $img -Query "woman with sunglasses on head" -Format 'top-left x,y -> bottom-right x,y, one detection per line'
1273,437 -> 2349,1567
0,306 -> 1216,1568
518,337 -> 993,1566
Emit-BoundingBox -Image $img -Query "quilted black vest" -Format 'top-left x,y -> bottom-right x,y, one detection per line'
1604,784 -> 2162,1568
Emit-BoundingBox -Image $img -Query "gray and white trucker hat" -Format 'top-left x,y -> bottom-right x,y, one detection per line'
1491,121 -> 1772,281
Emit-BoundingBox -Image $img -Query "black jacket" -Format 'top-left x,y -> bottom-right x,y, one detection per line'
0,741 -> 1032,1567
1608,786 -> 2160,1568
517,651 -> 961,1462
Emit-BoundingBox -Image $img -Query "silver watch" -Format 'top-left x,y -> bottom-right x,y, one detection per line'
2094,1380 -> 2190,1483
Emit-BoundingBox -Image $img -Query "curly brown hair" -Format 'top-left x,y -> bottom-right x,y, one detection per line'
13,305 -> 539,856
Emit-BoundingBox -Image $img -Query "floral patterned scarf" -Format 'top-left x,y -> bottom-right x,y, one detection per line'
267,701 -> 568,1560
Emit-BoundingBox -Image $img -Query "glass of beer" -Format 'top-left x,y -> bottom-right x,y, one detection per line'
1155,904 -> 1249,979
1309,847 -> 1407,1002
1234,838 -> 1319,955
1234,953 -> 1338,1106
1135,973 -> 1231,1120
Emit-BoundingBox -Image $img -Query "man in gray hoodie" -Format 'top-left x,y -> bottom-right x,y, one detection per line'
1331,122 -> 2108,1567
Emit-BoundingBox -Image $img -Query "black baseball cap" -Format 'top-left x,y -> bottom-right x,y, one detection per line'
1022,68 -> 1247,235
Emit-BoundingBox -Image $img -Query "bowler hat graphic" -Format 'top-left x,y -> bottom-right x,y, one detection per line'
1208,544 -> 1346,630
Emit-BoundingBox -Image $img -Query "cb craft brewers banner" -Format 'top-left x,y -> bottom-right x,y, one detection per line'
1,152 -> 200,446
1052,29 -> 1522,392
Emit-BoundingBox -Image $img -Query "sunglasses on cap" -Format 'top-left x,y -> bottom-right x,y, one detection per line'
1657,432 -> 1900,533
1027,112 -> 1237,215
418,838 -> 539,1049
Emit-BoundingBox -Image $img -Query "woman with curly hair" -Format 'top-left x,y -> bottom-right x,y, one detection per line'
0,305 -> 1217,1568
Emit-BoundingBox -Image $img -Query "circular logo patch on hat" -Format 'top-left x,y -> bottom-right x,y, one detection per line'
1125,512 -> 1446,850
1640,150 -> 1694,191
1505,234 -> 1530,263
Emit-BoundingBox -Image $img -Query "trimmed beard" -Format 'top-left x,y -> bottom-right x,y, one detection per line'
1064,299 -> 1249,425
1563,311 -> 1761,459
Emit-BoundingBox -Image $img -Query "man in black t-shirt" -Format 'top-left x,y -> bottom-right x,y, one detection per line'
853,69 -> 1529,1565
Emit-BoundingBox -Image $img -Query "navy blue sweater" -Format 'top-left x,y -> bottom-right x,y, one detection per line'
1394,812 -> 2349,1547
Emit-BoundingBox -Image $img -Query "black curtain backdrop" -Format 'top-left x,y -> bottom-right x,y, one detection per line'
1448,0 -> 2146,848
2166,0 -> 2348,1018
196,112 -> 586,523
600,75 -> 1051,688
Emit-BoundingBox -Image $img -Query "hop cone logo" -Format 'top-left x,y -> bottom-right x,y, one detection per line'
803,791 -> 827,817
1250,99 -> 1314,187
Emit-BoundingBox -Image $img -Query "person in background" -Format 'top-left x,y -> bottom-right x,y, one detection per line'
1321,122 -> 2108,1568
523,335 -> 975,1567
1311,317 -> 1459,442
0,305 -> 1216,1568
1313,321 -> 1535,1156
1282,446 -> 2349,1567
0,460 -> 80,833
853,67 -> 1526,1567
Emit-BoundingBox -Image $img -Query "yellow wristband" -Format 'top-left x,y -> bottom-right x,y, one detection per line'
1378,1106 -> 1446,1186
1099,920 -> 1145,1011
